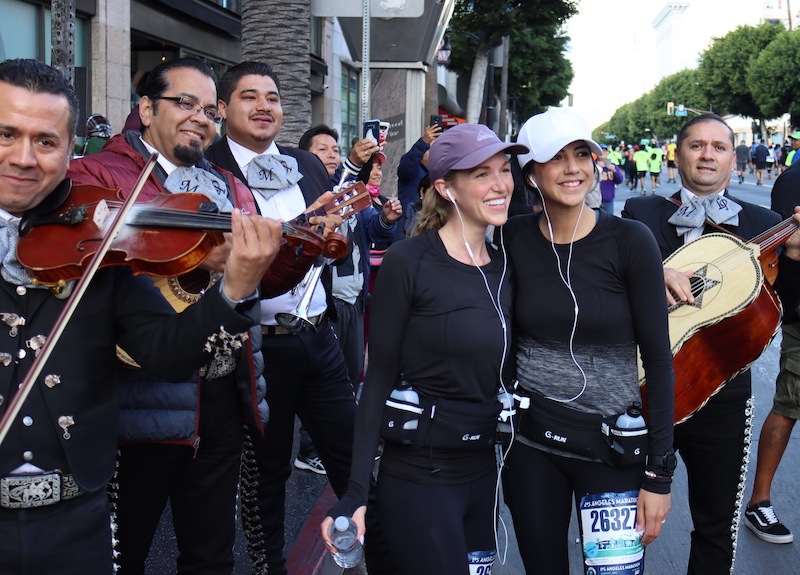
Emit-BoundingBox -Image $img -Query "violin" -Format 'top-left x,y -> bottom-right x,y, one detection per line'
16,182 -> 348,289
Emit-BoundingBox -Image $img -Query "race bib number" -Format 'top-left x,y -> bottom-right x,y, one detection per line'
579,491 -> 644,575
467,549 -> 495,575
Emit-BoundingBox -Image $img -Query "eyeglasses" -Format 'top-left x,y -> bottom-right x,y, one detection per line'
153,96 -> 223,124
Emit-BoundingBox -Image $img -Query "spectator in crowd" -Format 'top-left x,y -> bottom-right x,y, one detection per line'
74,113 -> 112,156
397,123 -> 441,209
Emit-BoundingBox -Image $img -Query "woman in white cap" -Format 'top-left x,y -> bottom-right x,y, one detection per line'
502,109 -> 675,574
321,123 -> 527,574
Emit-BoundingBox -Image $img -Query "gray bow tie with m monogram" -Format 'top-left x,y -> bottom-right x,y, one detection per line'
163,166 -> 234,212
667,194 -> 742,237
246,154 -> 303,200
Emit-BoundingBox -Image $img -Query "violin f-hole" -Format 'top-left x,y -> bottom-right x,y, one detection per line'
77,237 -> 102,252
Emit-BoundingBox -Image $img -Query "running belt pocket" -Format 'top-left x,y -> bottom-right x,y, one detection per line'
602,422 -> 649,467
519,392 -> 606,460
425,398 -> 501,451
381,397 -> 425,446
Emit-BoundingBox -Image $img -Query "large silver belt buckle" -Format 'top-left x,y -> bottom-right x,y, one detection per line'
0,472 -> 61,509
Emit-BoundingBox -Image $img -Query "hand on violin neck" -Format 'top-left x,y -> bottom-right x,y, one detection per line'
222,210 -> 282,301
199,235 -> 233,272
309,213 -> 343,235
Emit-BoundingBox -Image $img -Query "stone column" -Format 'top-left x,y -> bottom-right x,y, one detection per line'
90,0 -> 131,134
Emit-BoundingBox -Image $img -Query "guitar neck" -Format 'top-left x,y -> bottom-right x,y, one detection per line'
753,216 -> 799,254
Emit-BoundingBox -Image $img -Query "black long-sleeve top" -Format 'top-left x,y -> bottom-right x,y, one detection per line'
328,229 -> 511,518
504,209 -> 675,493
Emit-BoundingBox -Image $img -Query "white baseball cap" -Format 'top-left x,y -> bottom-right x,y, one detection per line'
516,109 -> 602,169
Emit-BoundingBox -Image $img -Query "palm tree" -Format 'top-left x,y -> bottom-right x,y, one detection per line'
241,0 -> 312,147
51,0 -> 76,85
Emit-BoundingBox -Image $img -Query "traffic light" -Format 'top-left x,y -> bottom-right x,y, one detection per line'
667,102 -> 674,116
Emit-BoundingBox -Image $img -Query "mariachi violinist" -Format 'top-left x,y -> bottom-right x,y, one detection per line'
0,58 -> 331,573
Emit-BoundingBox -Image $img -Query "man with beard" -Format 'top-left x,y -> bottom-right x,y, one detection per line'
68,58 -> 337,574
0,58 -> 283,574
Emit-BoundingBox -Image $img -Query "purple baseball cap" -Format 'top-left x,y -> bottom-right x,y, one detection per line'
428,124 -> 529,182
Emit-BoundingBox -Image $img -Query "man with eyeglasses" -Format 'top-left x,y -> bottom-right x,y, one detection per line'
68,58 -> 338,574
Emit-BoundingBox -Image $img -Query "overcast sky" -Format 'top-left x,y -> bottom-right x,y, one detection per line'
564,0 -> 773,129
564,0 -> 663,129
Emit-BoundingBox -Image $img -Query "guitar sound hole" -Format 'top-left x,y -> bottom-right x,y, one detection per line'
176,268 -> 213,296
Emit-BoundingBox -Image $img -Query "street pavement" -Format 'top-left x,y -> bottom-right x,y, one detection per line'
145,167 -> 800,574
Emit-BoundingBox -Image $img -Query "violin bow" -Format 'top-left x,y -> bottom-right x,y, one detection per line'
0,154 -> 158,447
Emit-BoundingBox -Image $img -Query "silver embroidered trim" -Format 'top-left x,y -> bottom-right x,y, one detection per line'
109,449 -> 121,573
199,326 -> 247,380
729,394 -> 754,573
241,425 -> 270,574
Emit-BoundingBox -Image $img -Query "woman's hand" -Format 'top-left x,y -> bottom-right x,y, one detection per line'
320,506 -> 367,552
382,198 -> 402,222
637,490 -> 670,546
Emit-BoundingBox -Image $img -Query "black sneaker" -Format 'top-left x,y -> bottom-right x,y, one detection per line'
294,454 -> 327,475
744,500 -> 793,544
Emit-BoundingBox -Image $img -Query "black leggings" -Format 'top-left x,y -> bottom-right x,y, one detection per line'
376,469 -> 497,575
502,442 -> 643,575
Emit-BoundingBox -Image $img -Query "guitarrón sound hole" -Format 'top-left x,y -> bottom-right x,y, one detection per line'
177,268 -> 213,297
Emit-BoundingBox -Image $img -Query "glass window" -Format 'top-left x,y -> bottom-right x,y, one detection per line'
0,2 -> 87,66
341,65 -> 359,154
0,0 -> 38,60
310,16 -> 322,57
207,0 -> 241,14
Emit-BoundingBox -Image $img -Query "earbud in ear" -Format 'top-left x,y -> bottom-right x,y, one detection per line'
445,188 -> 456,203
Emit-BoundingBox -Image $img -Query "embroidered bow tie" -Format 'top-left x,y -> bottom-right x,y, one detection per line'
163,166 -> 234,212
667,194 -> 742,237
0,218 -> 41,288
246,154 -> 303,200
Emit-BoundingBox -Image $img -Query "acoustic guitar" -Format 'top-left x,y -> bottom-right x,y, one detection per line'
639,217 -> 798,424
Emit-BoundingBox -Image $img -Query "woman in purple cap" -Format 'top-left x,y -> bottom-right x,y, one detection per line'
502,109 -> 674,574
321,123 -> 527,574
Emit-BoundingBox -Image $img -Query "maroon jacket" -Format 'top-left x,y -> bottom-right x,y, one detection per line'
67,132 -> 316,441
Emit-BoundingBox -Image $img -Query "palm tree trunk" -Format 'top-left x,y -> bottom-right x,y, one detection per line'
51,0 -> 76,85
241,0 -> 311,147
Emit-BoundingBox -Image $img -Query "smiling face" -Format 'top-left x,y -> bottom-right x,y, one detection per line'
530,140 -> 595,210
675,120 -> 734,196
441,151 -> 514,230
368,160 -> 383,187
0,82 -> 73,215
219,74 -> 282,154
139,67 -> 217,166
307,134 -> 340,176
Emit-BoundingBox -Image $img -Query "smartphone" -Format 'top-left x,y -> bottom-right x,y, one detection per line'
430,114 -> 443,130
379,121 -> 390,147
363,119 -> 380,143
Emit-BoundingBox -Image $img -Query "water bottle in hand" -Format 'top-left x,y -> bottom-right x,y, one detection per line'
328,516 -> 363,568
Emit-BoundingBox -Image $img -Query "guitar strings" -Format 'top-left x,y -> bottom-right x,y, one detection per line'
676,221 -> 798,302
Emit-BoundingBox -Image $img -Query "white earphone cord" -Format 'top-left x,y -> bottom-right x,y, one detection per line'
540,195 -> 588,403
449,193 -> 513,564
